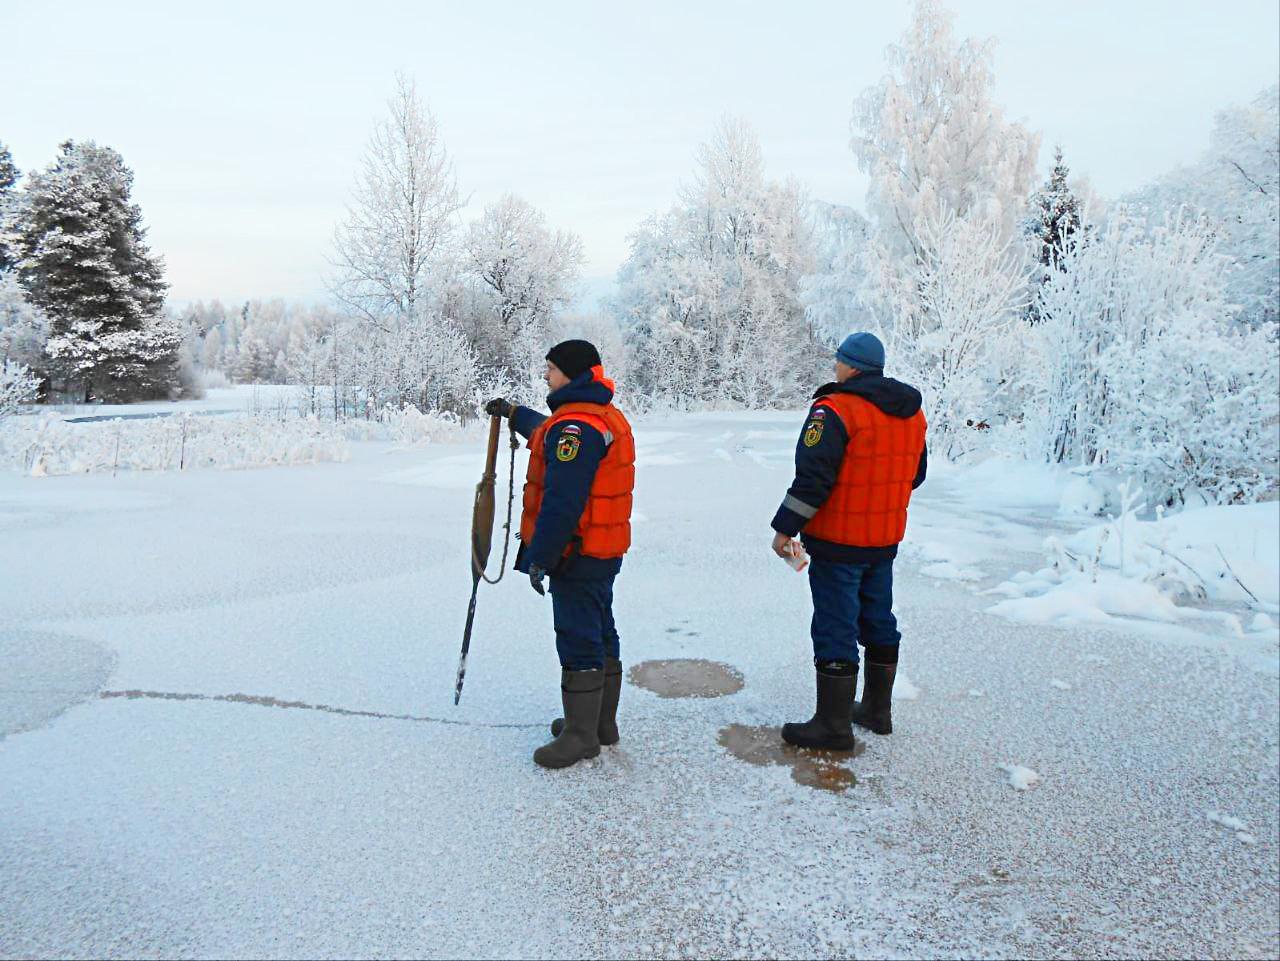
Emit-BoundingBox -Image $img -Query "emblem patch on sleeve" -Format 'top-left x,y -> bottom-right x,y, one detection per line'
556,432 -> 581,462
803,416 -> 825,447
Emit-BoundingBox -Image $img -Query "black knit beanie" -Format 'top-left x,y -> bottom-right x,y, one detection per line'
545,339 -> 602,380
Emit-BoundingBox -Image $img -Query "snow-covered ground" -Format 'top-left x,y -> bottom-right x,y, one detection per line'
1,411 -> 1277,958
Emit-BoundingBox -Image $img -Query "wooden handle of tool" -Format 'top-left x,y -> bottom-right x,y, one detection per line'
483,413 -> 502,474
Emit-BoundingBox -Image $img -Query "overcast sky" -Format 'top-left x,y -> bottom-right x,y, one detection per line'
5,0 -> 1277,306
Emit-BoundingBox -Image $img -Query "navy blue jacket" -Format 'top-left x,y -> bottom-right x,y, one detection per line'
771,373 -> 927,563
511,373 -> 623,581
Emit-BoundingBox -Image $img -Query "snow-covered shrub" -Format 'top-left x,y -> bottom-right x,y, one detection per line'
376,405 -> 465,446
1,412 -> 349,476
0,358 -> 39,419
1029,209 -> 1278,504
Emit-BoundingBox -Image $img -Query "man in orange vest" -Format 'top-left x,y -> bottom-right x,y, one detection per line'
770,332 -> 927,749
485,339 -> 635,770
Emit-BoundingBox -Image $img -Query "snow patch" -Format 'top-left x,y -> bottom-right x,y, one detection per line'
998,764 -> 1041,791
1205,810 -> 1247,832
988,570 -> 1182,626
1058,474 -> 1106,517
892,672 -> 920,701
920,560 -> 984,582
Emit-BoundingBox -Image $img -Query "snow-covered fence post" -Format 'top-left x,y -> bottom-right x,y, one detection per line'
179,414 -> 189,470
112,423 -> 122,478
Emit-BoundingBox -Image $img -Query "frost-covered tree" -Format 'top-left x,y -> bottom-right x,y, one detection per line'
0,141 -> 19,274
464,194 -> 583,331
799,202 -> 874,345
233,328 -> 274,383
200,324 -> 223,371
0,358 -> 39,419
329,73 -> 474,411
615,117 -> 819,409
851,0 -> 1039,336
1130,85 -> 1279,330
1029,209 -> 1277,503
0,143 -> 17,195
0,274 -> 49,377
462,194 -> 584,401
331,72 -> 462,325
903,210 -> 1028,455
12,140 -> 174,401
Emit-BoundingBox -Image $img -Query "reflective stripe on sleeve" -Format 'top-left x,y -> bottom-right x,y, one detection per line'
783,494 -> 819,519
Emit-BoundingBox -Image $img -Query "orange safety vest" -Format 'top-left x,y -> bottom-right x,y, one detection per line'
803,392 -> 927,548
520,402 -> 635,560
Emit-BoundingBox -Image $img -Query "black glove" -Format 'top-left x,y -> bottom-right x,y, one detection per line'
528,564 -> 547,596
484,397 -> 513,418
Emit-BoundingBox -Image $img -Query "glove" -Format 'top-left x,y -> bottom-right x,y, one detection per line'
528,564 -> 547,596
484,397 -> 513,418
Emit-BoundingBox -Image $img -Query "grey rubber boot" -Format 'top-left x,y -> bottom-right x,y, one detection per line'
852,650 -> 897,735
551,656 -> 622,745
534,669 -> 604,769
781,662 -> 858,751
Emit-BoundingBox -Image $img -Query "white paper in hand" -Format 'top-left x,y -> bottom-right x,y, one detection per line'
782,539 -> 809,572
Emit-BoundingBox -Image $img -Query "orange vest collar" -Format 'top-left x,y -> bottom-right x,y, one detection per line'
589,364 -> 615,394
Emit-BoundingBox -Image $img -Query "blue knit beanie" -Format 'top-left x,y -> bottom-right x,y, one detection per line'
836,331 -> 885,372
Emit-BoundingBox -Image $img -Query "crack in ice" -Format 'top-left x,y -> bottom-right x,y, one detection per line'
98,689 -> 543,729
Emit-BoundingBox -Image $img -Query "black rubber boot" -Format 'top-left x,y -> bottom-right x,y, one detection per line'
550,657 -> 622,745
852,645 -> 898,735
534,669 -> 604,769
781,661 -> 858,751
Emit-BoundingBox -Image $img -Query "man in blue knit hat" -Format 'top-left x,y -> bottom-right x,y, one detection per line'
770,331 -> 928,748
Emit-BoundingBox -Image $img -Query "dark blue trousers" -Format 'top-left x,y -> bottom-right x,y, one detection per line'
807,556 -> 900,664
548,575 -> 620,671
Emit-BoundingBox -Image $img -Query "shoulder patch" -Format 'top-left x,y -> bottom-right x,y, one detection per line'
555,432 -> 581,462
803,414 -> 825,448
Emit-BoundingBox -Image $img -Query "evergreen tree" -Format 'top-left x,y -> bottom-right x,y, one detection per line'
1024,147 -> 1085,324
0,141 -> 19,274
1026,146 -> 1084,271
13,140 -> 174,401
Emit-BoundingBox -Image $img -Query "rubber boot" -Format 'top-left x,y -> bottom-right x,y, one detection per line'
852,645 -> 898,735
551,657 -> 622,745
781,661 -> 858,750
534,669 -> 604,769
